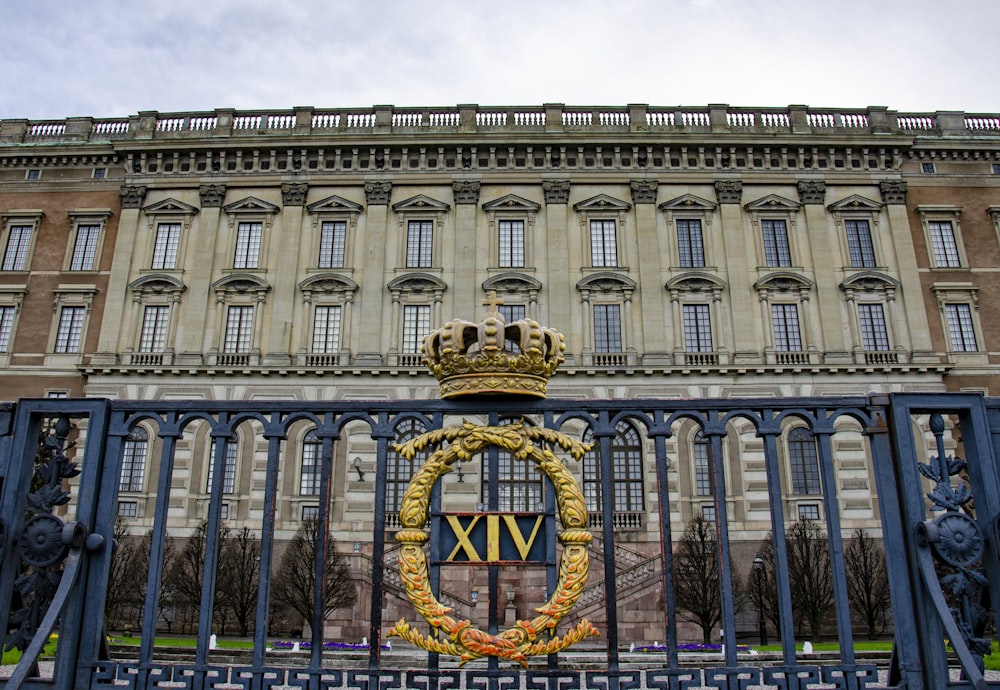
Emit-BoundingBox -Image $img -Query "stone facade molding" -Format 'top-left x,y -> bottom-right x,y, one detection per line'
714,180 -> 743,204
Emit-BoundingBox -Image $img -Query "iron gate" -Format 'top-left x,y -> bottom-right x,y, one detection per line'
1,393 -> 999,689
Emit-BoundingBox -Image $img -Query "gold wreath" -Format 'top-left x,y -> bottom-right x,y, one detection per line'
386,420 -> 600,666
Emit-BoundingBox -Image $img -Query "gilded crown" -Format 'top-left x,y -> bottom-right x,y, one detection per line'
422,292 -> 566,398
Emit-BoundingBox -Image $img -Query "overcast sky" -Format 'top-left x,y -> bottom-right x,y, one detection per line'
2,0 -> 996,121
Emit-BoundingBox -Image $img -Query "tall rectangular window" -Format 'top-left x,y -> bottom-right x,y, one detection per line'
498,220 -> 525,268
857,303 -> 890,351
683,304 -> 713,352
312,305 -> 342,353
119,429 -> 149,492
54,306 -> 85,353
771,303 -> 802,351
151,223 -> 181,269
0,306 -> 15,352
928,221 -> 962,267
845,220 -> 876,268
69,225 -> 100,271
3,226 -> 33,271
945,303 -> 978,352
593,304 -> 622,352
406,220 -> 433,268
677,219 -> 705,268
761,219 -> 791,267
498,304 -> 525,322
234,222 -> 262,269
300,433 -> 321,495
693,435 -> 714,496
319,221 -> 347,268
402,305 -> 430,353
207,441 -> 237,494
788,428 -> 821,495
589,220 -> 617,267
223,305 -> 254,353
138,305 -> 170,352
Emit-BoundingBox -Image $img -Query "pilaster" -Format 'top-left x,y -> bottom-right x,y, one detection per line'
630,181 -> 668,363
452,181 -> 480,318
265,204 -> 304,363
356,194 -> 391,364
542,183 -> 571,353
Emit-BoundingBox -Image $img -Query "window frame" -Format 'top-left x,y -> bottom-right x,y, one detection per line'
760,218 -> 793,268
299,430 -> 322,496
856,302 -> 891,352
943,302 -> 978,352
311,304 -> 342,354
206,439 -> 238,495
682,303 -> 714,353
138,304 -> 171,352
917,207 -> 967,270
119,427 -> 149,493
318,220 -> 348,269
0,211 -> 42,272
233,221 -> 264,269
306,195 -> 363,272
64,210 -> 111,272
405,219 -> 434,268
592,303 -> 623,353
151,222 -> 182,270
787,427 -> 822,496
53,305 -> 86,354
588,218 -> 619,268
771,302 -> 803,352
223,304 -> 255,354
582,420 -> 645,517
498,219 -> 527,268
401,304 -> 431,354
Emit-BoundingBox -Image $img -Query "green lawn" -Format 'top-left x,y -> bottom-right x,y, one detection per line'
108,636 -> 255,649
1,637 -> 59,665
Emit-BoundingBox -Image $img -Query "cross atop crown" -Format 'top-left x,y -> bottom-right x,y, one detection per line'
482,290 -> 505,315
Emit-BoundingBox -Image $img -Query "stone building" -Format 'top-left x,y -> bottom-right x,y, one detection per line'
1,103 -> 999,641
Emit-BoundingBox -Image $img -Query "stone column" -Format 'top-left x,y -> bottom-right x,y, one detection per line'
94,185 -> 146,365
357,181 -> 391,365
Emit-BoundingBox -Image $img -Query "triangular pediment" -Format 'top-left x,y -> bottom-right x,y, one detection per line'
223,197 -> 279,214
142,198 -> 199,215
481,194 -> 541,213
744,195 -> 800,212
828,195 -> 883,213
306,195 -> 364,214
573,194 -> 631,212
658,194 -> 717,212
391,195 -> 450,213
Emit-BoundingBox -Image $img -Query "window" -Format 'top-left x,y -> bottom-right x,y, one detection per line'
771,303 -> 802,352
845,220 -> 876,268
928,221 -> 962,268
589,220 -> 618,267
693,432 -> 714,496
234,222 -> 262,269
677,219 -> 705,268
119,427 -> 149,492
138,305 -> 169,352
26,169 -> 40,180
498,304 -> 526,352
301,505 -> 320,522
151,223 -> 181,269
54,306 -> 85,353
788,427 -> 821,495
3,226 -> 33,271
312,305 -> 342,353
683,304 -> 713,352
319,221 -> 347,268
798,504 -> 820,520
922,162 -> 936,174
69,225 -> 100,271
207,440 -> 237,494
300,430 -> 321,495
582,420 -> 644,516
761,219 -> 791,267
223,306 -> 254,353
402,305 -> 430,353
0,306 -> 15,352
117,501 -> 138,518
945,303 -> 978,352
701,505 -> 717,523
857,303 -> 890,351
993,163 -> 1000,175
593,304 -> 622,353
386,420 -> 426,520
483,418 -> 542,511
220,504 -> 230,520
406,220 -> 433,268
93,168 -> 106,179
498,220 -> 525,268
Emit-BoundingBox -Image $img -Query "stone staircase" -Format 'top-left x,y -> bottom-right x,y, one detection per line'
566,536 -> 663,621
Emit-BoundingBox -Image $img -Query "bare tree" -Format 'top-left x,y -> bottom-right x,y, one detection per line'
786,520 -> 834,641
165,520 -> 231,634
673,516 -> 722,643
748,535 -> 781,638
844,528 -> 890,639
219,527 -> 260,636
105,516 -> 142,631
271,519 -> 356,633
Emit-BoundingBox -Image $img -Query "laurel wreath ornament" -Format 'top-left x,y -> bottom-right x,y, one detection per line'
386,420 -> 600,666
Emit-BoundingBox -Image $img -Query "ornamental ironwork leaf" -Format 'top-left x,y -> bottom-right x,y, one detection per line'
947,456 -> 966,476
918,461 -> 940,482
952,483 -> 972,507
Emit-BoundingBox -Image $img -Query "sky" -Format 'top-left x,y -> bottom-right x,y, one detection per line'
1,0 -> 997,121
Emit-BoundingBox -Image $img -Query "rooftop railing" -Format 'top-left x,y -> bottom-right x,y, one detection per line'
2,104 -> 999,146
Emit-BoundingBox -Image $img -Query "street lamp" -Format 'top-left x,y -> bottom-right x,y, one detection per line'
753,554 -> 768,647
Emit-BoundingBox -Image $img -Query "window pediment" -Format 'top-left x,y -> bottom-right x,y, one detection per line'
391,195 -> 450,213
744,194 -> 800,212
658,194 -> 717,213
573,194 -> 631,213
299,273 -> 359,295
828,195 -> 883,213
223,196 -> 278,231
1,209 -> 43,225
576,272 -> 637,292
483,272 -> 542,293
306,195 -> 364,215
387,272 -> 447,293
666,272 -> 726,292
482,194 -> 541,214
212,273 -> 272,293
129,274 -> 186,297
754,272 -> 813,292
142,198 -> 199,216
840,271 -> 897,292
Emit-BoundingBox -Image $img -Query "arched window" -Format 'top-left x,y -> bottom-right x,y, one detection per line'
482,418 -> 542,511
119,427 -> 149,492
693,431 -> 714,497
582,420 -> 645,520
386,419 -> 427,526
300,429 -> 321,496
788,427 -> 821,495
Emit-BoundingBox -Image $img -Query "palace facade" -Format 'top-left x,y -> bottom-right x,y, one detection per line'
2,103 -> 999,641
